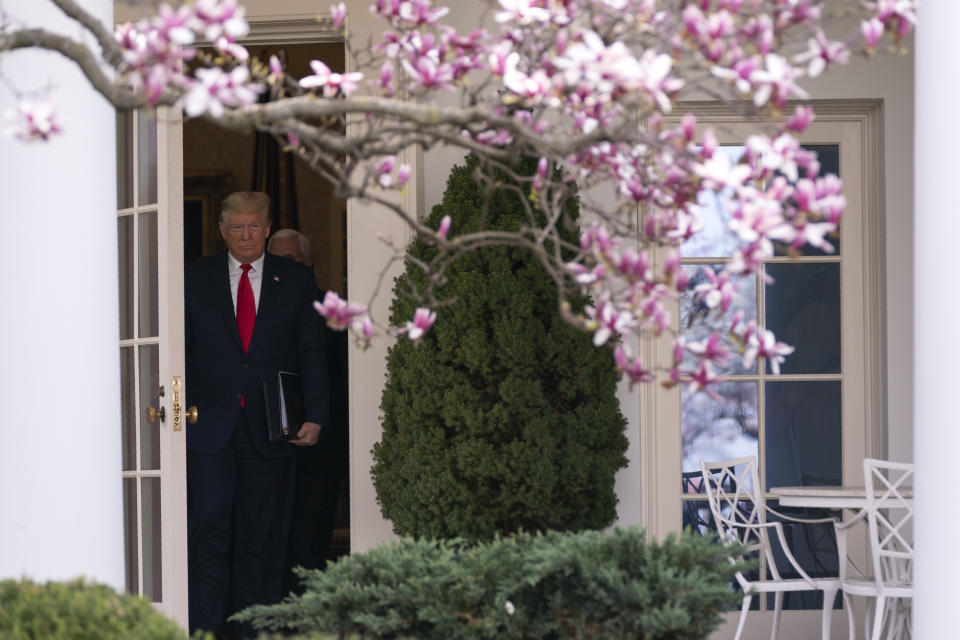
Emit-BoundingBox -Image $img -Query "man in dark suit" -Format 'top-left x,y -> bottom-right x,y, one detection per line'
267,230 -> 349,592
185,192 -> 328,638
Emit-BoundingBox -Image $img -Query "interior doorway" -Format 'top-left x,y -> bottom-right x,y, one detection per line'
182,41 -> 351,576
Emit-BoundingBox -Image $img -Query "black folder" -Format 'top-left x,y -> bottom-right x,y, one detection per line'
262,371 -> 304,443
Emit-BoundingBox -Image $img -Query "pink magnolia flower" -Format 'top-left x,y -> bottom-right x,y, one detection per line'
794,31 -> 849,78
785,105 -> 815,133
330,3 -> 347,29
300,60 -> 364,96
437,214 -> 452,239
3,102 -> 62,142
693,267 -> 737,313
686,360 -> 724,396
396,163 -> 411,187
314,291 -> 369,330
404,307 -> 437,340
586,296 -> 637,346
686,332 -> 732,367
861,17 -> 885,49
183,66 -> 264,118
614,345 -> 654,388
495,0 -> 551,25
742,325 -> 794,374
749,54 -> 809,108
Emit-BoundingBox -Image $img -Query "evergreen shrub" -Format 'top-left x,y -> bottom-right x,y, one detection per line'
0,578 -> 199,640
236,527 -> 745,640
373,154 -> 628,541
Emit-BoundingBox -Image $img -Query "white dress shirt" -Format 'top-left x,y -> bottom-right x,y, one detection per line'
227,252 -> 265,314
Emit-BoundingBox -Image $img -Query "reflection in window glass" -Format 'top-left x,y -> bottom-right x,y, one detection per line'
681,381 -> 758,478
765,263 -> 840,375
141,477 -> 163,602
120,347 -> 136,471
681,264 -> 757,375
765,381 -> 842,490
123,478 -> 138,595
138,344 -> 161,471
137,211 -> 159,338
682,145 -> 746,258
117,215 -> 134,340
116,111 -> 134,210
137,111 -> 158,205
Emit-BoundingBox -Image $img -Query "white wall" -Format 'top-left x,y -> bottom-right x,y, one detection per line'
0,0 -> 124,587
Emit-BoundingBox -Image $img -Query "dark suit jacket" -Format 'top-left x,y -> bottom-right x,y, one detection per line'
185,251 -> 329,457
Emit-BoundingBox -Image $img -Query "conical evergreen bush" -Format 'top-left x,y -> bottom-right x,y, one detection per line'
372,155 -> 628,542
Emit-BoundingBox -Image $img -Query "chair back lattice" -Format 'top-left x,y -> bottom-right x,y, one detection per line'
863,458 -> 914,587
700,457 -> 779,578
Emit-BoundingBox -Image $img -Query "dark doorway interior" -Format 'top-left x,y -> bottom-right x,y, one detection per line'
182,41 -> 351,578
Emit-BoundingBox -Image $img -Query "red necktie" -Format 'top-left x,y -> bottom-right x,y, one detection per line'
237,263 -> 256,352
237,264 -> 255,406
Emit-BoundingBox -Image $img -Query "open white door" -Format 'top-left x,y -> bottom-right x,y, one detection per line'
116,107 -> 188,627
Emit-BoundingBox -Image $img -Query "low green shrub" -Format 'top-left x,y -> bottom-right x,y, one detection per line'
237,527 -> 746,640
0,578 -> 193,640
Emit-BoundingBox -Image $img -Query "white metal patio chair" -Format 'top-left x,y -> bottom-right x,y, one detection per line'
834,459 -> 913,640
700,456 -> 841,640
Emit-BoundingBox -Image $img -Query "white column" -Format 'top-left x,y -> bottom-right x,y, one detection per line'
915,2 -> 960,637
0,0 -> 123,588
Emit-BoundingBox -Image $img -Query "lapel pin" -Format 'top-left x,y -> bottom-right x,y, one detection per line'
274,276 -> 280,282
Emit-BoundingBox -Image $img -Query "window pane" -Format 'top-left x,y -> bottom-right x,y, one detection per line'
123,478 -> 138,594
764,381 -> 842,490
681,264 -> 757,375
137,211 -> 159,338
139,344 -> 161,471
117,112 -> 134,209
141,477 -> 163,602
682,146 -> 746,258
764,263 -> 840,375
682,381 -> 758,480
117,215 -> 134,340
137,111 -> 158,205
120,347 -> 136,471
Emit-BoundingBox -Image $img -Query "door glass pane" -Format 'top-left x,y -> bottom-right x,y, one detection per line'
141,477 -> 163,602
117,112 -> 134,209
120,347 -> 136,471
681,264 -> 757,375
764,263 -> 840,375
764,381 -> 842,489
138,211 -> 159,338
123,478 -> 139,594
682,381 -> 758,481
137,112 -> 158,205
682,145 -> 746,258
118,216 -> 134,340
139,344 -> 161,471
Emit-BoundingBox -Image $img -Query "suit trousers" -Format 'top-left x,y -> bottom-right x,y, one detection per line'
187,409 -> 295,638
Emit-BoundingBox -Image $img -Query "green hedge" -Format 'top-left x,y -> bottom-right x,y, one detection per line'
0,578 -> 195,640
374,154 -> 628,542
236,528 -> 745,640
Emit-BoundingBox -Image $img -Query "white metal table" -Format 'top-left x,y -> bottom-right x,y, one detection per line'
769,485 -> 913,510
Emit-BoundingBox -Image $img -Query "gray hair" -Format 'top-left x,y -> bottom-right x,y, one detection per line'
268,228 -> 313,259
220,191 -> 271,224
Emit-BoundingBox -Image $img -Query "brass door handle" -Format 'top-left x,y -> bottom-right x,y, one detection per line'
186,406 -> 199,424
145,405 -> 166,424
